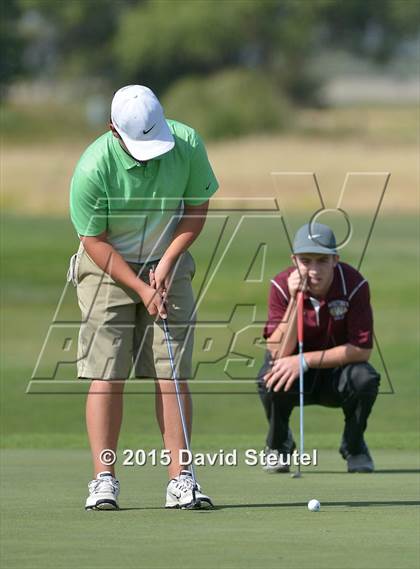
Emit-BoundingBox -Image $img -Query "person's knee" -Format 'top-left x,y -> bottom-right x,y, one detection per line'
90,379 -> 125,393
256,356 -> 272,394
258,384 -> 291,405
346,363 -> 380,395
155,378 -> 190,396
258,380 -> 272,402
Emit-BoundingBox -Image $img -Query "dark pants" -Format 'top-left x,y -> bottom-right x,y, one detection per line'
257,351 -> 380,455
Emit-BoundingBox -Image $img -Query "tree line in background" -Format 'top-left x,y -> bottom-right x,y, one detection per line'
1,0 -> 419,138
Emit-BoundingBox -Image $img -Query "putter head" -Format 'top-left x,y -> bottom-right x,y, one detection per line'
291,470 -> 302,479
183,486 -> 214,510
184,487 -> 199,509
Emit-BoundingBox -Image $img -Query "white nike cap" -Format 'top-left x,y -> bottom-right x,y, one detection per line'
111,85 -> 175,160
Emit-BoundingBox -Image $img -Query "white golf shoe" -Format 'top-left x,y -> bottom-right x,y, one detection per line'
85,472 -> 120,510
165,470 -> 214,509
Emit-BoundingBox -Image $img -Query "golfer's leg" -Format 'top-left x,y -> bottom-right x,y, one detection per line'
257,351 -> 296,451
155,378 -> 192,479
86,380 -> 125,477
76,249 -> 137,499
334,363 -> 380,454
259,388 -> 296,450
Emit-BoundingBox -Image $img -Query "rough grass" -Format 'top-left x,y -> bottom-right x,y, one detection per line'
1,214 -> 418,450
1,105 -> 418,215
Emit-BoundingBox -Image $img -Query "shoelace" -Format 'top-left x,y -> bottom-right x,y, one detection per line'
173,475 -> 195,493
89,477 -> 119,494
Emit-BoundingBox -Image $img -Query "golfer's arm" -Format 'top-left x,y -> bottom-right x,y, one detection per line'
305,344 -> 371,369
79,232 -> 147,294
160,201 -> 209,263
266,299 -> 298,358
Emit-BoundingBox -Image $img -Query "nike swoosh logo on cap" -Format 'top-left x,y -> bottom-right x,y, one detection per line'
309,234 -> 321,239
143,123 -> 156,135
205,182 -> 211,190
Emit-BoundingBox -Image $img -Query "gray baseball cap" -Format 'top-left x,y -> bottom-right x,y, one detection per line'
292,222 -> 337,255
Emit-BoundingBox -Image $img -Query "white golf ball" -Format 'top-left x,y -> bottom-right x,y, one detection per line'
307,499 -> 321,512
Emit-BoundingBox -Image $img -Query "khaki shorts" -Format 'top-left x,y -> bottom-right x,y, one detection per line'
68,245 -> 196,380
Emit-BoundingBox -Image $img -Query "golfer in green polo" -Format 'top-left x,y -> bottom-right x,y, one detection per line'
69,85 -> 218,510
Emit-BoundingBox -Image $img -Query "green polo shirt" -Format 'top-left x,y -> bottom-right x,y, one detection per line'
69,119 -> 219,262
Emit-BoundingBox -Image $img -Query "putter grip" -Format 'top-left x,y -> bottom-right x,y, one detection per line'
297,291 -> 304,343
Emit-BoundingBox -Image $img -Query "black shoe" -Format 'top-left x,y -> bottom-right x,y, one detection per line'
346,452 -> 374,473
339,438 -> 374,472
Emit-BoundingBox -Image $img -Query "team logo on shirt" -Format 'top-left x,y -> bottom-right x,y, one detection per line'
328,299 -> 349,320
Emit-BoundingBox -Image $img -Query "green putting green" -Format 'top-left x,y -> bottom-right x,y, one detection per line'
1,449 -> 419,569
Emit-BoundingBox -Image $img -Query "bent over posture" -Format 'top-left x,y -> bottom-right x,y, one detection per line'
69,85 -> 218,509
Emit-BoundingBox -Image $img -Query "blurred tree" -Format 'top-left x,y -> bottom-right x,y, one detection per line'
163,67 -> 292,138
113,0 -> 321,100
0,0 -> 26,99
12,0 -> 419,99
320,0 -> 420,63
113,0 -> 420,102
16,0 -> 137,79
6,0 -> 420,136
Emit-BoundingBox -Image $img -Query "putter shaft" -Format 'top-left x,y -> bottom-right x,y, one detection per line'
162,318 -> 198,487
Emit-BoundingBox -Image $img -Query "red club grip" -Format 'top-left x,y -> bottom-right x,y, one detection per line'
297,291 -> 304,344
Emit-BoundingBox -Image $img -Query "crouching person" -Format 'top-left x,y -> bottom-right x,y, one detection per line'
257,223 -> 380,473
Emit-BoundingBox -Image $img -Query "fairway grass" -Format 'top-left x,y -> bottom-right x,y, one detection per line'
1,449 -> 419,569
2,213 -> 419,450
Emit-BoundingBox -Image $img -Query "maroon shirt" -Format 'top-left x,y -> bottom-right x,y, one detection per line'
263,262 -> 373,351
